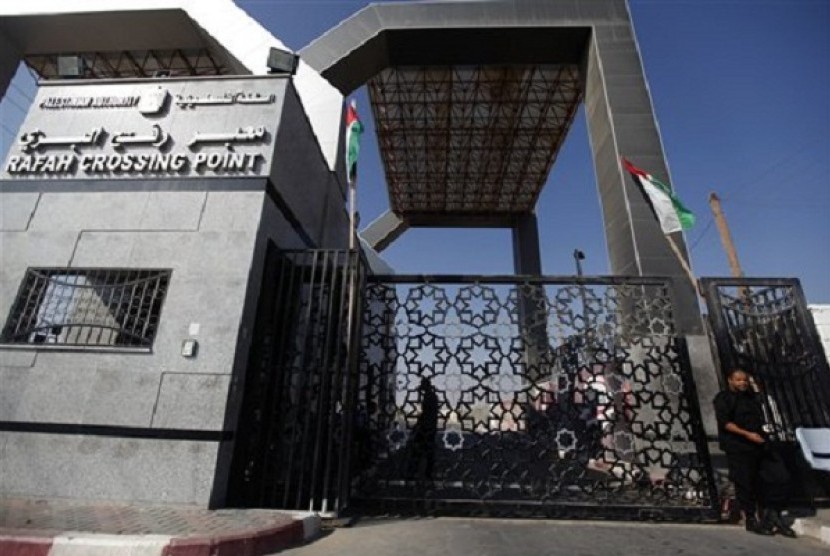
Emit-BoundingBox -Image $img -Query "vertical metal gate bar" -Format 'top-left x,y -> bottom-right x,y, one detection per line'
256,253 -> 292,506
320,250 -> 351,514
272,253 -> 303,508
336,251 -> 363,512
780,308 -> 818,428
291,252 -> 319,509
308,251 -> 341,511
283,250 -> 321,508
294,250 -> 333,509
248,249 -> 278,506
702,280 -> 735,378
306,251 -> 330,510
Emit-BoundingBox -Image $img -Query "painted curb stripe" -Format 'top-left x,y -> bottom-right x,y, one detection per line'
162,518 -> 312,556
0,516 -> 319,556
0,535 -> 53,556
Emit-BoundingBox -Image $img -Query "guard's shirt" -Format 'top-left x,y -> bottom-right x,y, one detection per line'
713,390 -> 765,453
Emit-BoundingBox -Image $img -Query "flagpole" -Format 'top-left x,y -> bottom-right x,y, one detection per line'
349,176 -> 357,251
622,157 -> 703,299
342,102 -> 359,511
665,233 -> 703,298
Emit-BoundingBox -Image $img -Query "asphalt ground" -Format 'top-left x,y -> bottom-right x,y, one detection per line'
278,516 -> 828,556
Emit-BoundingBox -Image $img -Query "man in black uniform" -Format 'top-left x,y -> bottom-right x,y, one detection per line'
713,368 -> 796,537
409,377 -> 439,479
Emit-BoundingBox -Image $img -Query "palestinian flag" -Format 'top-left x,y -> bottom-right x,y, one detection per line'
622,158 -> 695,234
345,99 -> 364,185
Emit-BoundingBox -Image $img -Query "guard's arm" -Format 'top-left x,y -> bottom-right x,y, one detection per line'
724,422 -> 765,444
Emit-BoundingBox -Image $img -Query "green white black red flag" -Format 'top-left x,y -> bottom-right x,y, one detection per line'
345,99 -> 364,185
623,158 -> 695,234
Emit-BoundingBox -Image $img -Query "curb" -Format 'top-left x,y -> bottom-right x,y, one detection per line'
793,518 -> 830,546
0,514 -> 322,556
163,513 -> 320,556
0,534 -> 54,556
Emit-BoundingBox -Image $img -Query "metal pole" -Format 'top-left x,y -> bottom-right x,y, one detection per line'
341,169 -> 360,513
665,233 -> 703,297
573,249 -> 584,278
708,192 -> 744,279
709,192 -> 747,299
349,181 -> 357,251
573,249 -> 589,326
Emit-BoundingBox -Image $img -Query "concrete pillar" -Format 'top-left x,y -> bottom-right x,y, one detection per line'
512,213 -> 548,384
511,213 -> 542,276
583,18 -> 719,434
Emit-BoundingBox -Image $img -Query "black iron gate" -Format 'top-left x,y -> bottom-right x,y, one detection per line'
701,277 -> 830,438
228,247 -> 365,514
352,275 -> 718,520
229,251 -> 718,519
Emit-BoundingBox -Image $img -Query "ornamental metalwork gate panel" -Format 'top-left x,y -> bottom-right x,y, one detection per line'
351,275 -> 717,520
228,247 -> 365,514
701,277 -> 830,439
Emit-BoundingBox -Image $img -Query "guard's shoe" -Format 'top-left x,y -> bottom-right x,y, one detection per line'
764,510 -> 798,538
746,517 -> 775,536
775,523 -> 797,538
776,511 -> 798,538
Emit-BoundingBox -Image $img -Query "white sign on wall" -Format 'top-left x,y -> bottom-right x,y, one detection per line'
2,78 -> 285,180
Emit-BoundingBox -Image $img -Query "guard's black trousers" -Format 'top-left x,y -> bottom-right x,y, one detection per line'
726,449 -> 765,517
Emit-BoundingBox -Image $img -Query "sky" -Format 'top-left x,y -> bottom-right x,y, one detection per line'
1,0 -> 828,302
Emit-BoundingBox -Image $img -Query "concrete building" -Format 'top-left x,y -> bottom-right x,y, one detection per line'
0,0 -> 352,507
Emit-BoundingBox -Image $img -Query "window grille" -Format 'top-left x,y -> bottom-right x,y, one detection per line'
1,268 -> 171,349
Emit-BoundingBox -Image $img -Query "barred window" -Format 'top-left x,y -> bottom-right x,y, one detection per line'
1,268 -> 171,349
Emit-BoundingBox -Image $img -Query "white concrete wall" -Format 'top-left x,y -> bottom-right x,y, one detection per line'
809,304 -> 830,366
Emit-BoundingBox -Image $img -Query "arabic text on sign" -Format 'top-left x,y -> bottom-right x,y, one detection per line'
40,96 -> 140,109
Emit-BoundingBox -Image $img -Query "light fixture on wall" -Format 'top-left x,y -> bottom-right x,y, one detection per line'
266,47 -> 299,75
57,55 -> 85,78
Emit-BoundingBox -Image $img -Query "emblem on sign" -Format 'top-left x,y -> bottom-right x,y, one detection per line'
138,88 -> 170,115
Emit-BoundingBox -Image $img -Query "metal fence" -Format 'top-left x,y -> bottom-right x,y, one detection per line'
701,277 -> 830,440
227,249 -> 718,519
228,248 -> 365,514
351,275 -> 717,520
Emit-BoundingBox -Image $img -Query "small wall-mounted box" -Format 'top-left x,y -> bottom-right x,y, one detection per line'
181,339 -> 199,358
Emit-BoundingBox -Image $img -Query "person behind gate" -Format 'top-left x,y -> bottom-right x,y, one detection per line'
408,377 -> 439,479
713,368 -> 796,538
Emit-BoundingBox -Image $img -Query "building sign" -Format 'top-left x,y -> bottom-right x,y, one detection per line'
40,95 -> 141,110
2,78 -> 285,180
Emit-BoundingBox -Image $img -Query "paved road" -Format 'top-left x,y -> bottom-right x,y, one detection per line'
280,517 -> 827,556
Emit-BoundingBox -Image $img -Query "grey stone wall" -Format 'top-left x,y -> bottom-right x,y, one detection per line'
0,77 -> 350,506
0,432 -> 218,504
0,188 -> 265,505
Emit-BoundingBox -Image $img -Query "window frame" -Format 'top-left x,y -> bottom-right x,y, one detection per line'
1,267 -> 172,352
